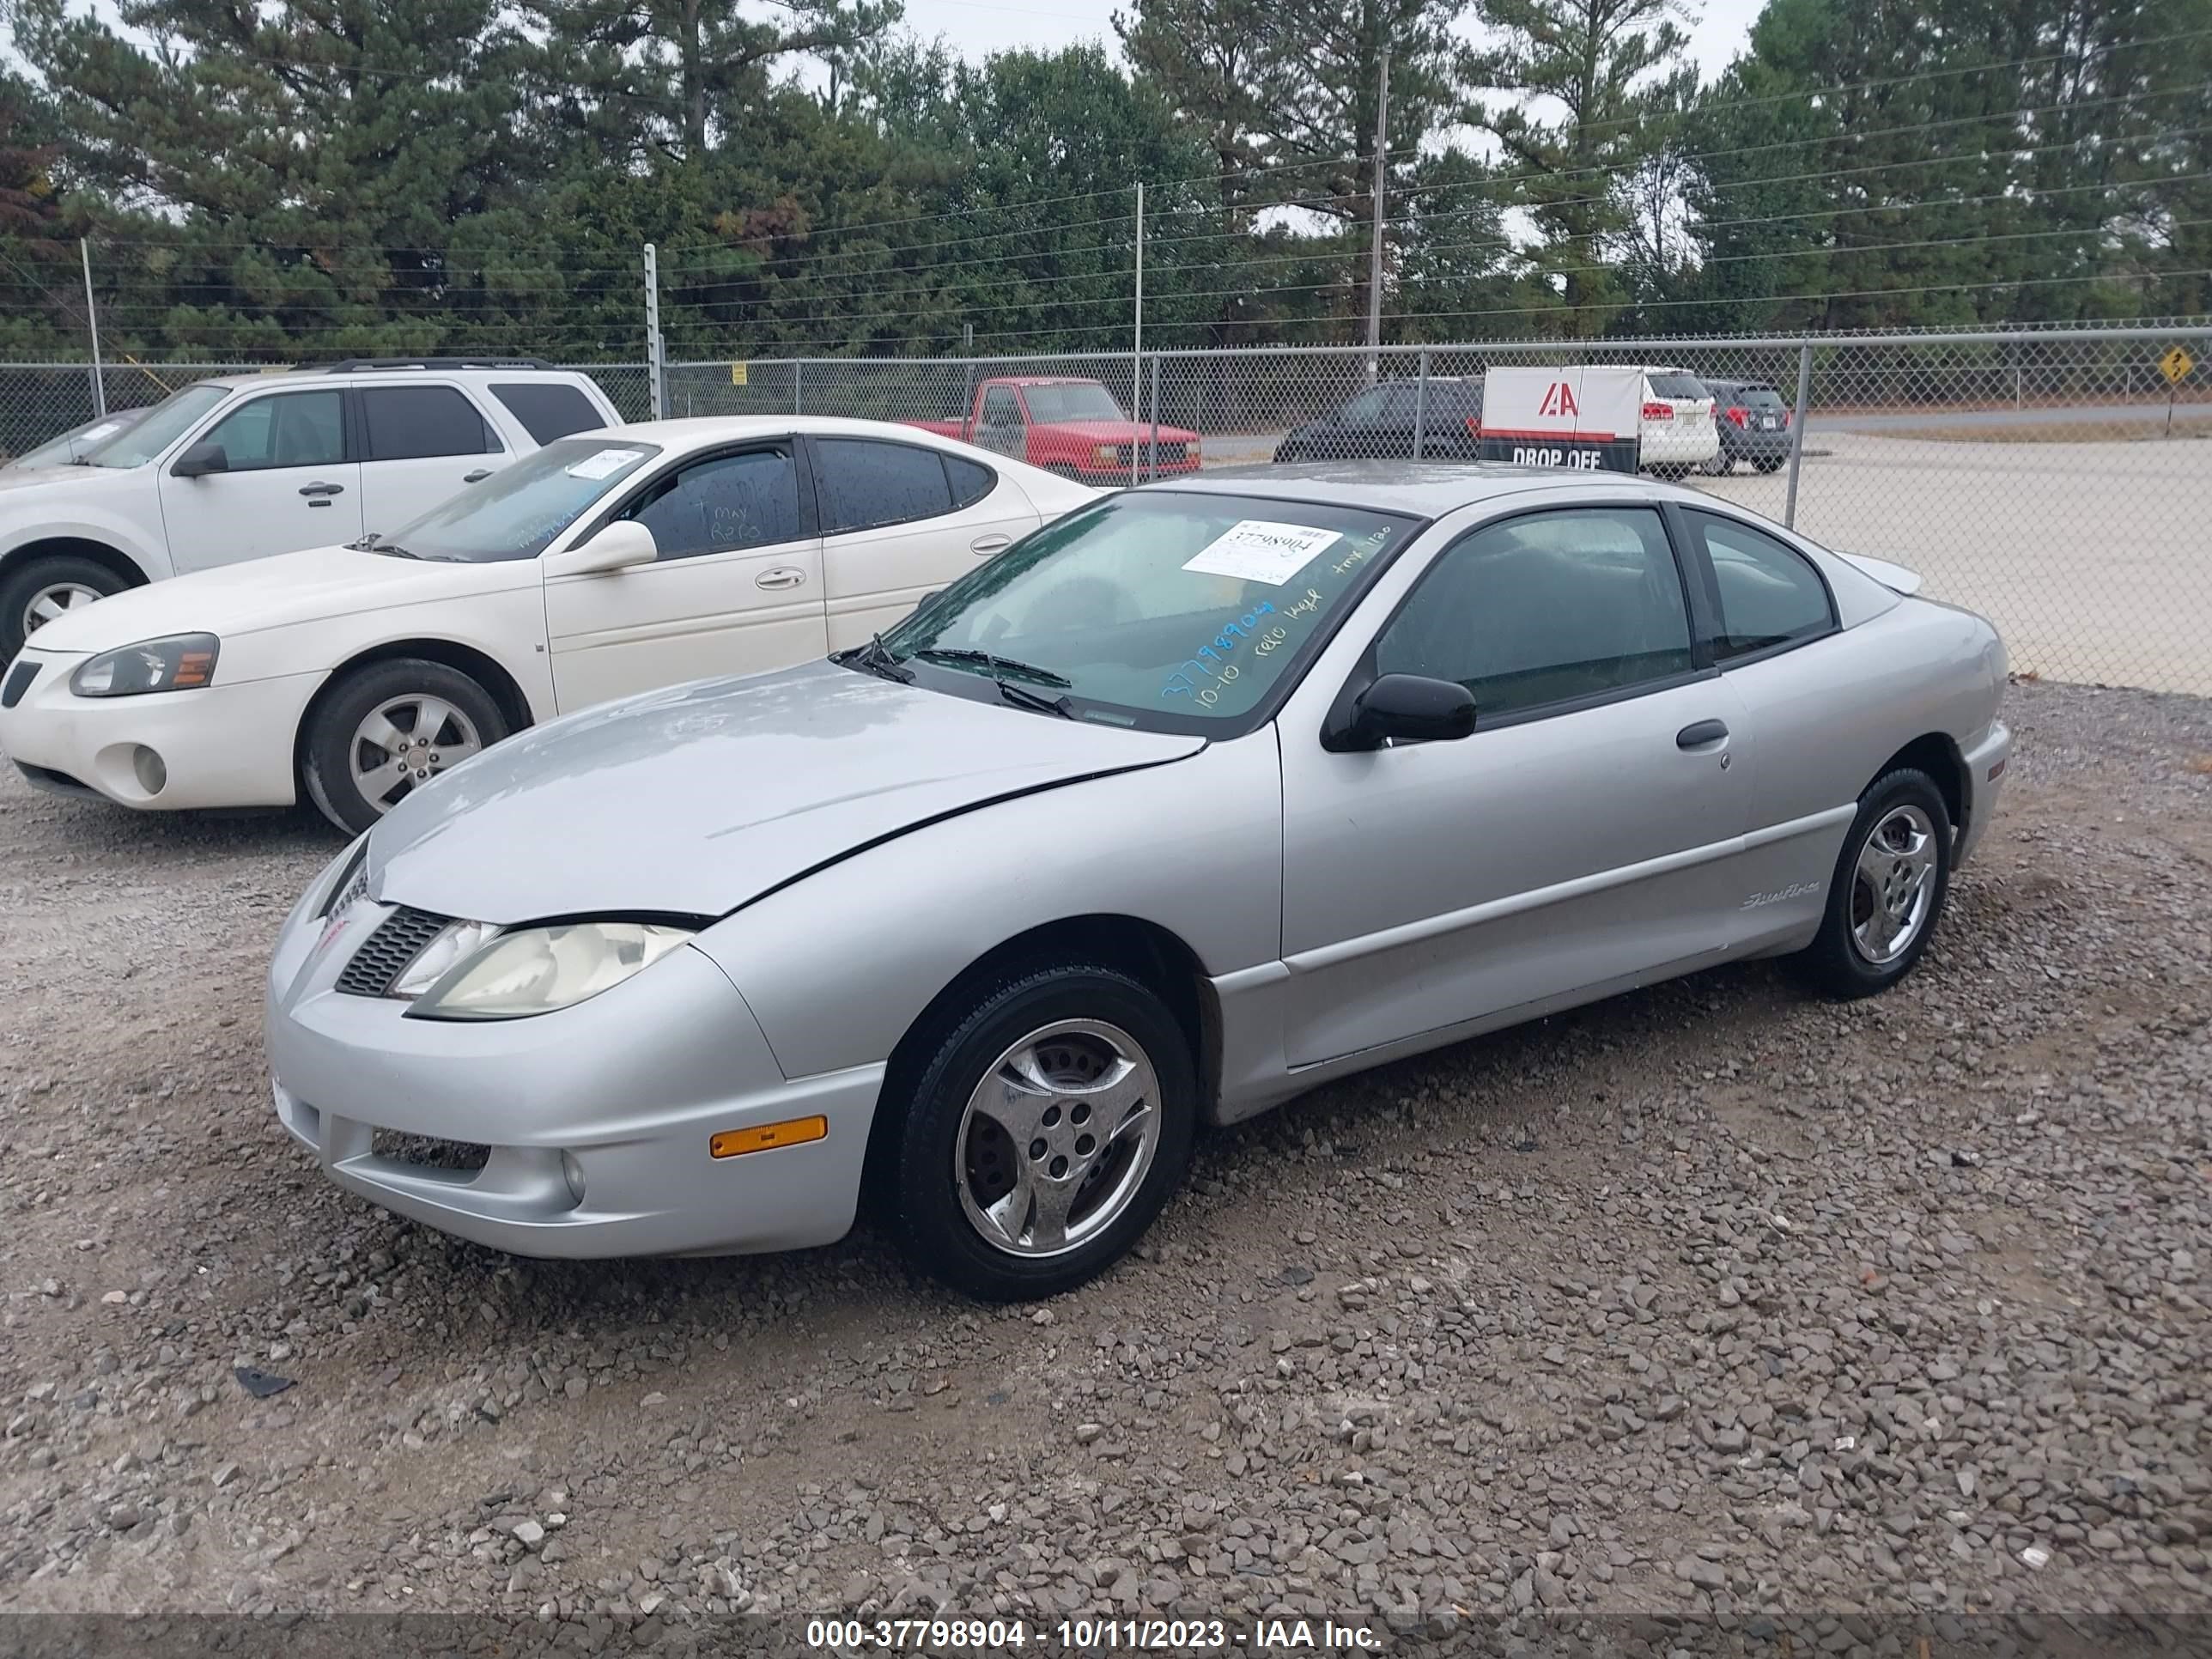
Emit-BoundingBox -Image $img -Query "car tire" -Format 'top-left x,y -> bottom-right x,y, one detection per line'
1274,442 -> 1307,464
1796,768 -> 1952,1000
1754,457 -> 1785,474
300,658 -> 510,836
888,963 -> 1198,1302
1,555 -> 128,662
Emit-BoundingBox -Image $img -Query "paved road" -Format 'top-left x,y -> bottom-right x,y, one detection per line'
1815,399 -> 2212,433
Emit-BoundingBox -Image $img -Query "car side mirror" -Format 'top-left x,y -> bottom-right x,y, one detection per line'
173,441 -> 228,478
548,520 -> 657,577
1326,673 -> 1477,751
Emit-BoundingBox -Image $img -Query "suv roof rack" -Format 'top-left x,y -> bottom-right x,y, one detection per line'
318,357 -> 556,374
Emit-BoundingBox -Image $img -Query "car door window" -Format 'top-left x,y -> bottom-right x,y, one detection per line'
360,386 -> 499,461
815,437 -> 956,533
1689,514 -> 1835,660
1376,383 -> 1418,425
980,387 -> 1024,430
1372,506 -> 1697,721
198,391 -> 345,471
625,446 -> 803,560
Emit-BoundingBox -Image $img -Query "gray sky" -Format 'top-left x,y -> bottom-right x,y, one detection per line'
896,0 -> 1768,82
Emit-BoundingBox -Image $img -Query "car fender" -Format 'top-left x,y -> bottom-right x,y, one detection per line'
691,731 -> 1285,1088
217,583 -> 556,721
0,491 -> 171,583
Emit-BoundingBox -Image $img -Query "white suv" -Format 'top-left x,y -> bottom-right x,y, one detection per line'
0,359 -> 620,659
1638,367 -> 1721,477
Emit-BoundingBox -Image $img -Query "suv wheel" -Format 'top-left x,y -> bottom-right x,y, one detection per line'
1,556 -> 127,661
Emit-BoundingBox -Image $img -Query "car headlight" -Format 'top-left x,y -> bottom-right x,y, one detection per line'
405,921 -> 695,1020
70,634 -> 219,697
1091,444 -> 1119,467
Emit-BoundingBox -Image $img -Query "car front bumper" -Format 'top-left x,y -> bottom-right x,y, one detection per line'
0,647 -> 320,811
264,872 -> 884,1258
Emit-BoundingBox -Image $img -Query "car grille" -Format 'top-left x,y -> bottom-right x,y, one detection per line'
371,1128 -> 491,1173
2,660 -> 37,708
337,905 -> 453,997
1115,441 -> 1188,465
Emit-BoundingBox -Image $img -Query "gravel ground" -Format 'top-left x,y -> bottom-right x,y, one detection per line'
2,678 -> 2209,1651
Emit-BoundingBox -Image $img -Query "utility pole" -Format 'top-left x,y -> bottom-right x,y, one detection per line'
1132,181 -> 1145,489
80,240 -> 106,418
1366,48 -> 1390,383
642,243 -> 665,419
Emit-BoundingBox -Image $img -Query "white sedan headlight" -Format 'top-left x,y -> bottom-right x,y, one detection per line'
70,633 -> 219,697
405,921 -> 694,1020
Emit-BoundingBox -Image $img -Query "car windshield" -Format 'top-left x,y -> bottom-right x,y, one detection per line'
80,383 -> 234,468
874,490 -> 1417,733
9,409 -> 146,470
1022,384 -> 1126,423
371,437 -> 661,562
1735,386 -> 1787,409
1648,372 -> 1710,400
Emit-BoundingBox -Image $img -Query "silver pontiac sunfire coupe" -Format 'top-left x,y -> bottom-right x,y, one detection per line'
266,463 -> 2011,1301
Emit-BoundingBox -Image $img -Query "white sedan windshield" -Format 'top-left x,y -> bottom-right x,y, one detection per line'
877,491 -> 1416,732
372,438 -> 660,562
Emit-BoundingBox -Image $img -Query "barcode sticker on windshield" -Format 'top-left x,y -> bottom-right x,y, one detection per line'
1182,520 -> 1342,586
566,447 -> 644,480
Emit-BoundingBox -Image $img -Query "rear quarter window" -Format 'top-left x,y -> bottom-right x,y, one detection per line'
490,381 -> 611,445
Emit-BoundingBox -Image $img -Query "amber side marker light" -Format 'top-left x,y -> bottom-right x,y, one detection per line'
710,1115 -> 828,1158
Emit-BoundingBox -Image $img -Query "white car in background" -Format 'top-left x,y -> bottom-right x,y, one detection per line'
0,358 -> 621,660
0,419 -> 1096,832
1638,367 -> 1721,477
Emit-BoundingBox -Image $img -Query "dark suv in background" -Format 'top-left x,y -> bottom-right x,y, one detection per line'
1275,377 -> 1486,461
1704,378 -> 1795,473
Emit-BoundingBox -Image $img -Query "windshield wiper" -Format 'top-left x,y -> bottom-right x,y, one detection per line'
912,647 -> 1073,689
994,678 -> 1077,720
836,632 -> 914,684
350,532 -> 421,560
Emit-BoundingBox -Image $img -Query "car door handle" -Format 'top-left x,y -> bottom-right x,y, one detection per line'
756,567 -> 806,592
1676,719 -> 1729,749
298,481 -> 345,498
970,533 -> 1012,555
462,469 -> 492,483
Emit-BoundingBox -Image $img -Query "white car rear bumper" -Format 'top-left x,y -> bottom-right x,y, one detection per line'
0,647 -> 319,810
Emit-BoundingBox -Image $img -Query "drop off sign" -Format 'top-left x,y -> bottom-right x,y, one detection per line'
1480,367 -> 1642,472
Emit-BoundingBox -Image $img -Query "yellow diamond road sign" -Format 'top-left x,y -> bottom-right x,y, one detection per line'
2160,345 -> 2195,386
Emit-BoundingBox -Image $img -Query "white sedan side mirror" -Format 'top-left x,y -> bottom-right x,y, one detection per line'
549,520 -> 657,577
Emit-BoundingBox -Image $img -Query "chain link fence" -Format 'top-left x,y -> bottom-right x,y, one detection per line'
3,326 -> 2206,692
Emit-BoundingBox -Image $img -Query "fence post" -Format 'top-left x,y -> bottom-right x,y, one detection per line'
80,240 -> 106,419
1784,341 -> 1813,530
1149,355 -> 1162,483
794,360 -> 804,416
641,245 -> 665,420
1412,349 -> 1430,459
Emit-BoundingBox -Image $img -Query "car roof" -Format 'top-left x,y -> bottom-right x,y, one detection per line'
1145,459 -> 1695,518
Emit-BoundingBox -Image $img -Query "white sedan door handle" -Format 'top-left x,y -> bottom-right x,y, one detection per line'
756,567 -> 806,592
970,533 -> 1012,556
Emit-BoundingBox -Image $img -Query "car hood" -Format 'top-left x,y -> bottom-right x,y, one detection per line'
1046,420 -> 1202,445
0,463 -> 108,495
26,545 -> 518,652
367,659 -> 1207,923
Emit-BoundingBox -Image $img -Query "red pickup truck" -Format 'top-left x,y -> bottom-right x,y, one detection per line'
906,377 -> 1201,484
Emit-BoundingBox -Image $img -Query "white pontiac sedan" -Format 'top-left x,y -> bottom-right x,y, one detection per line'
0,418 -> 1095,832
